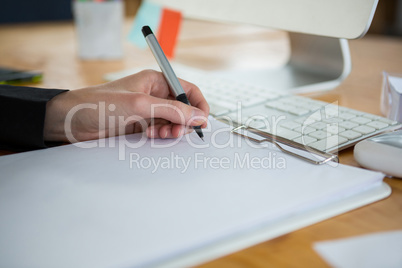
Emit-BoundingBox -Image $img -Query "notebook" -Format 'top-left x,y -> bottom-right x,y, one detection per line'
0,117 -> 389,267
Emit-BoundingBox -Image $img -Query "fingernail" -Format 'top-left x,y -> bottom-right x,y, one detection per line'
162,129 -> 168,139
178,126 -> 186,137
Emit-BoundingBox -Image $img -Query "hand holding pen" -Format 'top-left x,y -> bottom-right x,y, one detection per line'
142,25 -> 206,141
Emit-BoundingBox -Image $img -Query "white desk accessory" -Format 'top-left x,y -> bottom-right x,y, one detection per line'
73,1 -> 123,59
354,130 -> 402,178
381,72 -> 402,123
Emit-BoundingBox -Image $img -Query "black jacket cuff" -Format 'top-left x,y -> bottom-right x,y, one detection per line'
0,85 -> 68,150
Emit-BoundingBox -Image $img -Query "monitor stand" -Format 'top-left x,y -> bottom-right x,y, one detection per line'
214,32 -> 352,94
105,32 -> 352,95
284,32 -> 351,93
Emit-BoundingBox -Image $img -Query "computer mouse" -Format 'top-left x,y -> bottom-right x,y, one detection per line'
354,129 -> 402,178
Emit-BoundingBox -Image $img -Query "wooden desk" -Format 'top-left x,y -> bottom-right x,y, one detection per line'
1,19 -> 401,267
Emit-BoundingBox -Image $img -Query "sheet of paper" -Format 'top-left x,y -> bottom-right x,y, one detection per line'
0,118 -> 384,267
314,231 -> 402,268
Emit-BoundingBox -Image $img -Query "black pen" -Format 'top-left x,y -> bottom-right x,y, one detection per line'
142,25 -> 204,141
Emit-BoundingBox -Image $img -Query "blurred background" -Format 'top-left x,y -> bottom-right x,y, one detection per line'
0,0 -> 401,37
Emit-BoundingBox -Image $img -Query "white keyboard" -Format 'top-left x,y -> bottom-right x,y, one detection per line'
105,67 -> 402,153
182,72 -> 402,153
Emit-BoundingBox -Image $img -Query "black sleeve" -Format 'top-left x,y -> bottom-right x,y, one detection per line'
0,85 -> 68,151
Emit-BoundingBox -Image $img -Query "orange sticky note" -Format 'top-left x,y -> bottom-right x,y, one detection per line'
157,8 -> 182,59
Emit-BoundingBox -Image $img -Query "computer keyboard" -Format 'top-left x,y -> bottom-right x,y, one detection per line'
181,71 -> 402,154
105,67 -> 402,154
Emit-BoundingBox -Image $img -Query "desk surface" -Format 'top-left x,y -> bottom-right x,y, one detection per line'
1,19 -> 401,267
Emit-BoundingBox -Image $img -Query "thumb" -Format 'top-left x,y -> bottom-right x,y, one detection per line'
138,94 -> 207,126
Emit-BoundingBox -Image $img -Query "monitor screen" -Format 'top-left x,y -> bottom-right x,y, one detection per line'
149,0 -> 378,39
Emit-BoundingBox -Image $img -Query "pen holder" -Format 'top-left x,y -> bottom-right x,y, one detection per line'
72,1 -> 124,60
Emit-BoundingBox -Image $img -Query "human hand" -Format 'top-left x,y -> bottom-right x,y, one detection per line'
44,70 -> 209,143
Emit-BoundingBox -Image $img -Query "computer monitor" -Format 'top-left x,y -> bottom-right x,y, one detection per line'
148,0 -> 379,93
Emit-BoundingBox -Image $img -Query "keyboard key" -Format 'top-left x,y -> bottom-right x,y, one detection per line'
326,125 -> 345,135
339,121 -> 359,129
241,98 -> 265,107
274,103 -> 293,112
324,105 -> 340,118
309,121 -> 327,130
281,99 -> 301,108
264,127 -> 301,140
309,130 -> 331,140
247,120 -> 268,129
366,121 -> 389,130
257,92 -> 282,100
309,111 -> 323,121
265,101 -> 281,109
295,103 -> 320,112
309,135 -> 348,151
294,117 -> 316,125
294,126 -> 316,135
280,121 -> 302,130
293,136 -> 317,145
339,130 -> 362,140
339,112 -> 356,120
353,125 -> 376,134
222,96 -> 239,103
209,103 -> 231,116
212,100 -> 238,110
302,101 -> 325,111
350,117 -> 372,125
286,95 -> 306,102
287,107 -> 310,116
323,118 -> 343,124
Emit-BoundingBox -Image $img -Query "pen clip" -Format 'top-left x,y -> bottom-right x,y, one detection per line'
231,125 -> 339,165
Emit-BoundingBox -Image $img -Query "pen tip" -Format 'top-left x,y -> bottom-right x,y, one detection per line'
194,126 -> 204,141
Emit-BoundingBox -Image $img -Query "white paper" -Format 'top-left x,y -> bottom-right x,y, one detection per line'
314,231 -> 402,268
0,118 -> 384,267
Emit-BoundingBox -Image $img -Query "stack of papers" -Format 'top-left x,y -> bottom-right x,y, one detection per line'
0,118 -> 388,267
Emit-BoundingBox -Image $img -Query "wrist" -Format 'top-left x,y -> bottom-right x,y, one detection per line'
43,90 -> 72,142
